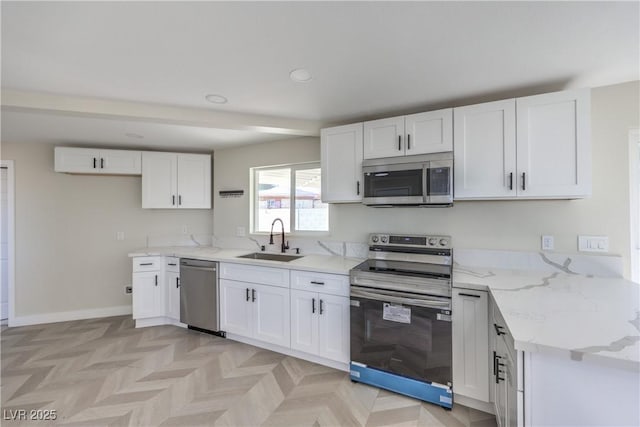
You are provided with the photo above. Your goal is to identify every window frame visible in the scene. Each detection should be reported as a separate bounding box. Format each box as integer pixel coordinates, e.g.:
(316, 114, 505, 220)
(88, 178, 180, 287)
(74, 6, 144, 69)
(250, 161, 329, 236)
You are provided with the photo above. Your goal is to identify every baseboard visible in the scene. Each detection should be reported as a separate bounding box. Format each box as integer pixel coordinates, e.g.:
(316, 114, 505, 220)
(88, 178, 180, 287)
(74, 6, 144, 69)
(225, 332, 349, 372)
(10, 305, 132, 327)
(454, 393, 495, 414)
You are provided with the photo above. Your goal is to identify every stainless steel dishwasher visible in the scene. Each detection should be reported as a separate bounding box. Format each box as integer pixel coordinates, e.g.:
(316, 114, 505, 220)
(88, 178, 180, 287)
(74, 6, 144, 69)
(180, 258, 222, 335)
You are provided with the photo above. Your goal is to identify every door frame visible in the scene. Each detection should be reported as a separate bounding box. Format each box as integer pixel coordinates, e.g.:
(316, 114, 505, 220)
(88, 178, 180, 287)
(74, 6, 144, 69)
(629, 129, 640, 283)
(1, 160, 15, 324)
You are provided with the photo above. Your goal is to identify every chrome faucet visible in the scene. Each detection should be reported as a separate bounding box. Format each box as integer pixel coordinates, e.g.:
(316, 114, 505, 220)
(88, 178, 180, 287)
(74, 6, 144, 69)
(269, 218, 289, 253)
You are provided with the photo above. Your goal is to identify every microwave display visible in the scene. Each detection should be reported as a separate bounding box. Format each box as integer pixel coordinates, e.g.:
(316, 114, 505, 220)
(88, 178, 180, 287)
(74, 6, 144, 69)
(364, 169, 423, 198)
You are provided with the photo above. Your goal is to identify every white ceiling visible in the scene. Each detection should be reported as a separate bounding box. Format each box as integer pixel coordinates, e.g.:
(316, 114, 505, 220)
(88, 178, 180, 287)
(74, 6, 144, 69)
(1, 1, 638, 149)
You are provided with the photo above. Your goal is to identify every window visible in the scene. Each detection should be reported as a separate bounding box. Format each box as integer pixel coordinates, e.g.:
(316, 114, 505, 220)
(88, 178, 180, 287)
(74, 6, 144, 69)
(252, 162, 328, 233)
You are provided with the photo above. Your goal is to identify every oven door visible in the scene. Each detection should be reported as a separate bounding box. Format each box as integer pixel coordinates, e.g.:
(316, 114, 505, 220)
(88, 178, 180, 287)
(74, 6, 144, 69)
(350, 286, 452, 386)
(427, 159, 453, 205)
(362, 162, 426, 205)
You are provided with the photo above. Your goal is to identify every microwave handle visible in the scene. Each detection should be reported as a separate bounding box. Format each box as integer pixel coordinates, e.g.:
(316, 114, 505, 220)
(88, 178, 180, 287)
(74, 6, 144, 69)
(423, 164, 429, 203)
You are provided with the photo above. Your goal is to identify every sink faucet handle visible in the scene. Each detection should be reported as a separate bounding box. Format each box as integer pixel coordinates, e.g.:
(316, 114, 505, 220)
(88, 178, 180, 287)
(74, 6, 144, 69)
(261, 245, 266, 252)
(284, 240, 290, 250)
(294, 247, 300, 255)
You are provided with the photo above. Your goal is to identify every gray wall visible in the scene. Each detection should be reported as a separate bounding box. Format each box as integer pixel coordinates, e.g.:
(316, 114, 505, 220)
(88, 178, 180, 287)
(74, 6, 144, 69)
(1, 142, 213, 317)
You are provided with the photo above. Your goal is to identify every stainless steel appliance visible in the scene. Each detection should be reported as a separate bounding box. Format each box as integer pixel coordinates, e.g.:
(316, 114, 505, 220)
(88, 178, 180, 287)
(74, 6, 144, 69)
(362, 152, 453, 207)
(349, 233, 453, 408)
(180, 258, 222, 335)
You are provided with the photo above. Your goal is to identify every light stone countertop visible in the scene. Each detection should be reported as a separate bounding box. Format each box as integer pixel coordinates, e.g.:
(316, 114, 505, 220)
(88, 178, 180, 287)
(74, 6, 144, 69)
(454, 264, 640, 371)
(128, 246, 365, 275)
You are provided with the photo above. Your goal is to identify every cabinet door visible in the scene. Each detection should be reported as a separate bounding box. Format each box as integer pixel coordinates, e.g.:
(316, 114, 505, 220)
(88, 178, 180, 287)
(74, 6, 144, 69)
(494, 337, 510, 427)
(516, 88, 591, 198)
(177, 154, 211, 209)
(318, 294, 350, 363)
(363, 116, 405, 159)
(253, 283, 290, 348)
(142, 152, 177, 208)
(320, 123, 364, 203)
(452, 289, 490, 402)
(290, 289, 318, 354)
(132, 271, 162, 319)
(454, 100, 517, 199)
(54, 147, 101, 173)
(219, 279, 252, 337)
(165, 271, 180, 321)
(405, 109, 453, 155)
(100, 149, 142, 174)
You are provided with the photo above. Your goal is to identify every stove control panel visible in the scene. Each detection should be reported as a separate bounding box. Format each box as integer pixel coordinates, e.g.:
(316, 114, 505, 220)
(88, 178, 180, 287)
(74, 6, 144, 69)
(369, 233, 451, 249)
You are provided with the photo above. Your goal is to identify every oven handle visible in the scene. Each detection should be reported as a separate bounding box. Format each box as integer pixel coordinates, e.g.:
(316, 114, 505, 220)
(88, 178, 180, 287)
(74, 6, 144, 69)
(351, 286, 451, 310)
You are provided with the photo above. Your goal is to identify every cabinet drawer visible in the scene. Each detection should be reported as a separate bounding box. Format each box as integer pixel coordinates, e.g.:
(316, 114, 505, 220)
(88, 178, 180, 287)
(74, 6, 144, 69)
(165, 257, 180, 273)
(290, 270, 349, 296)
(133, 256, 162, 272)
(220, 263, 289, 288)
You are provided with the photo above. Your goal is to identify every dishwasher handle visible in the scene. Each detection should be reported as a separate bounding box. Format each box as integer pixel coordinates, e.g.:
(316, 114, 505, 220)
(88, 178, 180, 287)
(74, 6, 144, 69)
(181, 265, 217, 272)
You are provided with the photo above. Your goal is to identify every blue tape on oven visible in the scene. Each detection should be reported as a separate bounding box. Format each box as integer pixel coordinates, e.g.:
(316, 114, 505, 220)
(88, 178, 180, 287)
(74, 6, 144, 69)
(349, 362, 453, 409)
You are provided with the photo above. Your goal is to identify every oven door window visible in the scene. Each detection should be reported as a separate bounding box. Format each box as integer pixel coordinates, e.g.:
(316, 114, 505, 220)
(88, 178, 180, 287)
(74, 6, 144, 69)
(350, 295, 452, 385)
(364, 169, 423, 198)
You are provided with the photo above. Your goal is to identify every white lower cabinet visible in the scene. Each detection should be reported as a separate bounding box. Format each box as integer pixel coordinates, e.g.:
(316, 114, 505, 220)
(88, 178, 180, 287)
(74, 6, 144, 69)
(452, 288, 490, 402)
(132, 270, 164, 320)
(290, 290, 350, 363)
(219, 278, 290, 347)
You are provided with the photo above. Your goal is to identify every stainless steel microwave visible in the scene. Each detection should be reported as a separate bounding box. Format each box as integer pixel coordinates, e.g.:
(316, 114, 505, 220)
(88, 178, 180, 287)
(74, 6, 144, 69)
(362, 152, 453, 207)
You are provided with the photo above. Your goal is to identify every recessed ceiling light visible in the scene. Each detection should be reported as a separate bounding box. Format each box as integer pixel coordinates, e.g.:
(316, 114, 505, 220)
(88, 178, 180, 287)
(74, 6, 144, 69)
(289, 68, 313, 83)
(205, 94, 228, 104)
(125, 133, 144, 139)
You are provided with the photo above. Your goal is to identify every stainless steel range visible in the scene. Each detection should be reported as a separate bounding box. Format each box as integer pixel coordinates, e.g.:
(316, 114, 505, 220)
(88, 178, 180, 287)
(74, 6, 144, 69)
(349, 233, 453, 408)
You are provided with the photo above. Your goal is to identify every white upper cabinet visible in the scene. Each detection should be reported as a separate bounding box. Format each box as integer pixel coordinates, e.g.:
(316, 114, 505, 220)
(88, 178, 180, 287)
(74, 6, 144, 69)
(142, 152, 211, 209)
(55, 147, 141, 174)
(454, 99, 517, 199)
(320, 123, 364, 203)
(363, 116, 405, 159)
(177, 154, 212, 208)
(405, 109, 453, 155)
(454, 88, 591, 200)
(516, 88, 591, 199)
(363, 109, 453, 160)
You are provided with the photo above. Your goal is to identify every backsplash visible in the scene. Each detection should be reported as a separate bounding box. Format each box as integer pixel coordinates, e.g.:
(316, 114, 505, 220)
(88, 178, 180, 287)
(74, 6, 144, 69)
(454, 248, 623, 278)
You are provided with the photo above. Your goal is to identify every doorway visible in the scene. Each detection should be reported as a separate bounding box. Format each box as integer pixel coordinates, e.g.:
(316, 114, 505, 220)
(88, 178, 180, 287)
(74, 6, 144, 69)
(0, 160, 15, 323)
(630, 129, 640, 283)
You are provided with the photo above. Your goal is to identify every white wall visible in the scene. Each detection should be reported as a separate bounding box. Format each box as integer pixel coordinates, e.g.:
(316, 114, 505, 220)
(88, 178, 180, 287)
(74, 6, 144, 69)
(0, 142, 213, 318)
(214, 81, 640, 278)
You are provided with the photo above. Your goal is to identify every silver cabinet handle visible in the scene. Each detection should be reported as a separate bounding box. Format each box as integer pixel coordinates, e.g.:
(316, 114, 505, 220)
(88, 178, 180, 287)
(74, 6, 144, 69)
(312, 298, 316, 314)
(522, 172, 526, 191)
(176, 277, 180, 288)
(252, 289, 256, 302)
(139, 262, 153, 266)
(407, 134, 411, 150)
(319, 299, 324, 315)
(398, 135, 402, 151)
(310, 281, 324, 285)
(246, 288, 250, 301)
(154, 275, 158, 286)
(509, 172, 513, 190)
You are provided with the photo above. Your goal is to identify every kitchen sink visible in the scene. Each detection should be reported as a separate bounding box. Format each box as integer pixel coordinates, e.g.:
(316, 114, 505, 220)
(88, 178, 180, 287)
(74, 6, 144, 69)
(237, 252, 303, 262)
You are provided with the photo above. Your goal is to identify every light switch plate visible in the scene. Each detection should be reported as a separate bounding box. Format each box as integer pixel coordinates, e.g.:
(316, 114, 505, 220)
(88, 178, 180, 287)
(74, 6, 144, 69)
(578, 235, 609, 252)
(116, 231, 125, 241)
(541, 235, 554, 251)
(236, 226, 246, 237)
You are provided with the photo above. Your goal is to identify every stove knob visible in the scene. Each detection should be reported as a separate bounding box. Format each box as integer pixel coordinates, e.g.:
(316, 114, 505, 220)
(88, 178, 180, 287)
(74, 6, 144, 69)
(439, 238, 448, 247)
(381, 236, 388, 243)
(428, 238, 437, 246)
(371, 235, 379, 243)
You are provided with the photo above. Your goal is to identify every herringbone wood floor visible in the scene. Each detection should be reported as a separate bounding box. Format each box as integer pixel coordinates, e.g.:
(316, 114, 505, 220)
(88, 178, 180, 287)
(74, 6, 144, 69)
(1, 316, 496, 427)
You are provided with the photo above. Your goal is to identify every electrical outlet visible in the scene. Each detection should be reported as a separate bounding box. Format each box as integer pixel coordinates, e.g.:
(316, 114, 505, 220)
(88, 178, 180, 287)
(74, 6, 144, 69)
(236, 226, 246, 237)
(116, 231, 125, 241)
(125, 285, 132, 294)
(181, 225, 188, 235)
(578, 235, 609, 252)
(541, 235, 554, 251)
